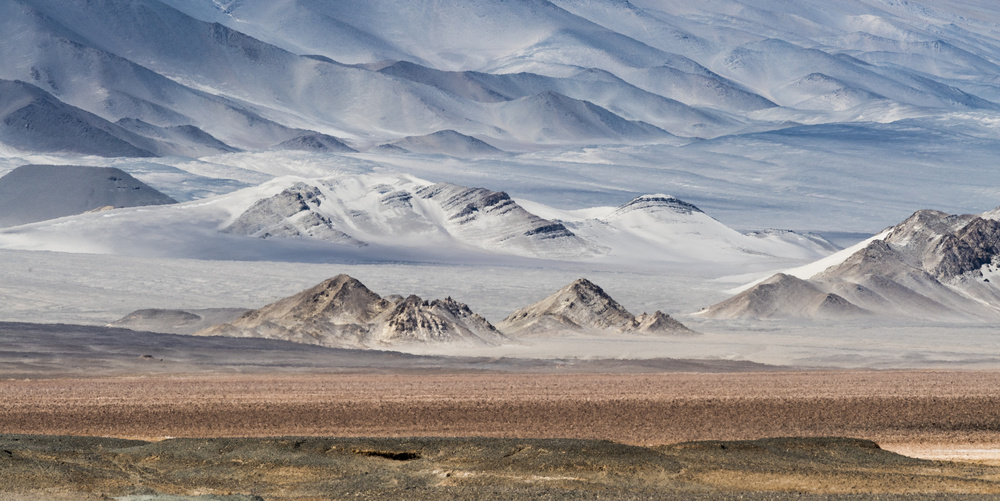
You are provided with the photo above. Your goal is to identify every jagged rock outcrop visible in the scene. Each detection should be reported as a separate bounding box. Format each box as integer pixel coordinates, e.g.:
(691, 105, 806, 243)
(198, 274, 505, 348)
(498, 278, 693, 336)
(701, 207, 1000, 321)
(388, 129, 504, 156)
(413, 182, 601, 256)
(372, 296, 506, 345)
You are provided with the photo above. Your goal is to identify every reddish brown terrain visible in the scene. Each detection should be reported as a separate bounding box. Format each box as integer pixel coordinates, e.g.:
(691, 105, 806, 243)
(4, 370, 1000, 451)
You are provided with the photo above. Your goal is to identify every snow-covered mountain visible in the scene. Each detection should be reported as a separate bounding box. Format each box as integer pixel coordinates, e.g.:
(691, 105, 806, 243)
(701, 206, 1000, 321)
(0, 171, 834, 264)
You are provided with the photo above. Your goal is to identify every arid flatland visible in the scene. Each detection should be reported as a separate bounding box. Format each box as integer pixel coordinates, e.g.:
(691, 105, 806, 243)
(5, 371, 1000, 498)
(3, 370, 1000, 450)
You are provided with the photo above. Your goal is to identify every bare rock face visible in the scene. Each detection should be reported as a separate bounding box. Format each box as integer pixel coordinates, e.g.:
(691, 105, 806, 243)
(414, 182, 599, 256)
(499, 278, 693, 336)
(702, 205, 1000, 321)
(198, 274, 505, 348)
(925, 216, 1000, 280)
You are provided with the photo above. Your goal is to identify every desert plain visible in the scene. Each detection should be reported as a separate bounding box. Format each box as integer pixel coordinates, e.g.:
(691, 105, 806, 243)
(6, 364, 1000, 499)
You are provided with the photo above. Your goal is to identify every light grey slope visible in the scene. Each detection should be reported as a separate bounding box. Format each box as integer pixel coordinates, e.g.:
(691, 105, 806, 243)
(0, 164, 177, 227)
(199, 274, 506, 348)
(388, 130, 503, 156)
(275, 133, 357, 153)
(493, 91, 674, 144)
(109, 307, 249, 335)
(0, 79, 156, 157)
(116, 118, 239, 157)
(499, 278, 692, 336)
(13, 0, 477, 140)
(715, 38, 997, 110)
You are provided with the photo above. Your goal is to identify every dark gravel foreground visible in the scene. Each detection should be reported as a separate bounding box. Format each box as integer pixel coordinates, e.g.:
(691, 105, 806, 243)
(3, 435, 1000, 500)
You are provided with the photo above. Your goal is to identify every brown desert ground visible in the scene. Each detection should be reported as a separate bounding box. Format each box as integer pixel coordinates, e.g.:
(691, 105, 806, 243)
(5, 370, 1000, 499)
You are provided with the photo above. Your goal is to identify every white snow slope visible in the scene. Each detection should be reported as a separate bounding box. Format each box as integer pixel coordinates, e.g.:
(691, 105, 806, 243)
(0, 172, 832, 265)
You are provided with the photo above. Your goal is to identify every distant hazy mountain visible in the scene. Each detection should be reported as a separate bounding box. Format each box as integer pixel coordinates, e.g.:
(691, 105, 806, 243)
(6, 0, 1000, 156)
(701, 207, 1000, 321)
(0, 164, 177, 227)
(387, 130, 503, 156)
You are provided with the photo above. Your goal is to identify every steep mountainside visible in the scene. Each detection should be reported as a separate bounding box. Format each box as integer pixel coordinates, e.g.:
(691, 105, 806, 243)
(701, 207, 1000, 320)
(0, 79, 156, 157)
(199, 274, 506, 348)
(499, 278, 692, 336)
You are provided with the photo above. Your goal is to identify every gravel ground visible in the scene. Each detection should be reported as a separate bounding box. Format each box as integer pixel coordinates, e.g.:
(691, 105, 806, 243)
(3, 371, 1000, 449)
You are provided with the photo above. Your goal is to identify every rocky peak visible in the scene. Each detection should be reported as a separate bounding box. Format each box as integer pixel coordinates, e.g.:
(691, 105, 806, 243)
(499, 278, 692, 335)
(245, 273, 389, 326)
(884, 209, 972, 248)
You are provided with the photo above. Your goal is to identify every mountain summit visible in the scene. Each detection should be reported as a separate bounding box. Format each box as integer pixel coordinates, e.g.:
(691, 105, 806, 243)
(199, 274, 506, 348)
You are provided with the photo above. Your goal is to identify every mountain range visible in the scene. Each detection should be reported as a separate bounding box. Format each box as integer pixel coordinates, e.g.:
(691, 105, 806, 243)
(195, 274, 692, 349)
(0, 171, 835, 263)
(6, 0, 1000, 158)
